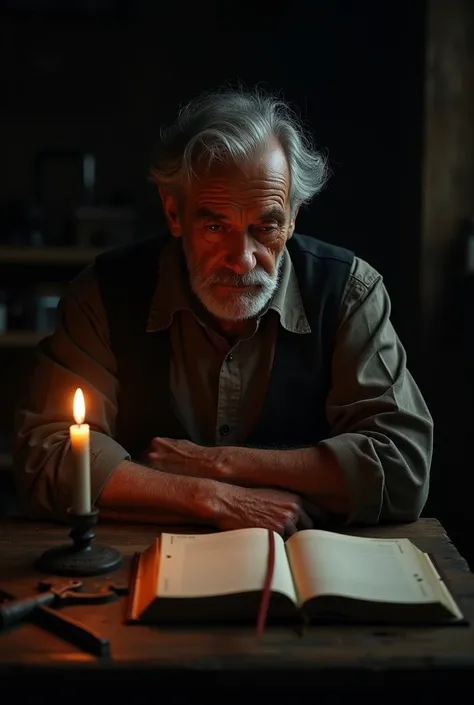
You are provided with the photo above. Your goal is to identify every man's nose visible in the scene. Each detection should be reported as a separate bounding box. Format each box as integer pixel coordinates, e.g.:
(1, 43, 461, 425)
(224, 233, 257, 274)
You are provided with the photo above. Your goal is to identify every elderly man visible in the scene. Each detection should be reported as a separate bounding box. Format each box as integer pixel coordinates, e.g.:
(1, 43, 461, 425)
(13, 89, 432, 534)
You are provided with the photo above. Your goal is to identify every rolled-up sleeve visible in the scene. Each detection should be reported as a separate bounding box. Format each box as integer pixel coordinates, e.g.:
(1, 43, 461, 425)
(13, 266, 130, 520)
(319, 258, 433, 525)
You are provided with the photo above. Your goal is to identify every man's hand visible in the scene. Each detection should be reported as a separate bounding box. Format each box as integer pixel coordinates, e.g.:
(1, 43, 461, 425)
(209, 484, 312, 536)
(147, 437, 222, 478)
(147, 436, 351, 519)
(146, 438, 313, 535)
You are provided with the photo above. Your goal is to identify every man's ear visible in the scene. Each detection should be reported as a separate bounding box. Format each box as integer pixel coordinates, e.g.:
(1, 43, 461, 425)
(159, 187, 182, 238)
(287, 204, 300, 239)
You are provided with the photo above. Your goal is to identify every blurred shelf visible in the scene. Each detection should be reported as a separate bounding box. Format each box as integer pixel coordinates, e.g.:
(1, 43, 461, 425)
(0, 331, 45, 348)
(0, 246, 104, 265)
(0, 452, 12, 471)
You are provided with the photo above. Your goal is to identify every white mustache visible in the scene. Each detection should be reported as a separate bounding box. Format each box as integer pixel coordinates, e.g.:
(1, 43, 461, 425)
(203, 270, 274, 287)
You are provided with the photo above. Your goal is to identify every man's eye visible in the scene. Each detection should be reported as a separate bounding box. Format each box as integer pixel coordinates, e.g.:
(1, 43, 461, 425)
(206, 224, 223, 233)
(255, 225, 279, 237)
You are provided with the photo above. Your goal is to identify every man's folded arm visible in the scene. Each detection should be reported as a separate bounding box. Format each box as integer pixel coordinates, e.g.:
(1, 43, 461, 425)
(13, 266, 131, 519)
(319, 262, 433, 525)
(12, 266, 212, 524)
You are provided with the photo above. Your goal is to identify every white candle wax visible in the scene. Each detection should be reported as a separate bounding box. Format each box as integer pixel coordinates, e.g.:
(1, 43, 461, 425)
(70, 423, 91, 515)
(70, 388, 91, 515)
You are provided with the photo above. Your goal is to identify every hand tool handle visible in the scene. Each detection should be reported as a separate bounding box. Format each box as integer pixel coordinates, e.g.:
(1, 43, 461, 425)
(0, 591, 56, 629)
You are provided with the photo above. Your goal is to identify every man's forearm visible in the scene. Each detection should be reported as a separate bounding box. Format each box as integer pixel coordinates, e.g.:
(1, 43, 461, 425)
(97, 460, 219, 525)
(216, 445, 351, 515)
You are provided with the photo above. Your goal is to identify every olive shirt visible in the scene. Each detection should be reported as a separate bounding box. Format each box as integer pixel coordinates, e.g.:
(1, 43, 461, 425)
(13, 237, 433, 523)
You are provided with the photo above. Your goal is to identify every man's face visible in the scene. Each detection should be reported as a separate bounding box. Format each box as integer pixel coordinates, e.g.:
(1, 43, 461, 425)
(161, 140, 297, 321)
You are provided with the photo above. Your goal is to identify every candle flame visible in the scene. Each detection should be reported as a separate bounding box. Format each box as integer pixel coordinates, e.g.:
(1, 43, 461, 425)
(73, 388, 86, 425)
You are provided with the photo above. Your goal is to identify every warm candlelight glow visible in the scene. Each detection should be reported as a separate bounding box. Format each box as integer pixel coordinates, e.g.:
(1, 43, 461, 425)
(73, 388, 86, 426)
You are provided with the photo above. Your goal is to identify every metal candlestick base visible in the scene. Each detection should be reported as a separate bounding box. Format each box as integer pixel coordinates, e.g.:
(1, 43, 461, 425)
(37, 507, 122, 577)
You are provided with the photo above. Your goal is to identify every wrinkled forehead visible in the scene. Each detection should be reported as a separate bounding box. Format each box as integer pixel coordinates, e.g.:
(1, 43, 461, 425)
(183, 142, 291, 209)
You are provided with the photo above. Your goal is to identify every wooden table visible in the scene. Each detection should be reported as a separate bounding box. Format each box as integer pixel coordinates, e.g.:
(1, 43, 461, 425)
(1, 517, 473, 702)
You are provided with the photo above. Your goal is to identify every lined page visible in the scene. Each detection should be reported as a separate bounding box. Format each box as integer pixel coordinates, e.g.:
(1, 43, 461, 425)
(286, 530, 438, 605)
(157, 528, 297, 603)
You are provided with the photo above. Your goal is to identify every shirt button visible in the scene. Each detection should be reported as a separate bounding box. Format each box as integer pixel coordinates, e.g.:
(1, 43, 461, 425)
(220, 424, 230, 436)
(227, 354, 233, 362)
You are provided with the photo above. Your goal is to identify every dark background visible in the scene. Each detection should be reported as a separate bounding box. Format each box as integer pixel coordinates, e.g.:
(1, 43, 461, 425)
(1, 1, 472, 564)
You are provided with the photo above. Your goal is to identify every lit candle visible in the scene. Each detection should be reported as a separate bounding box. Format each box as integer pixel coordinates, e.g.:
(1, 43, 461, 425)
(70, 388, 91, 515)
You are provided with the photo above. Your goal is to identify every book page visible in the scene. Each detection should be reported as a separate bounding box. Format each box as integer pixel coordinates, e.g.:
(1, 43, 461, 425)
(157, 528, 297, 603)
(286, 530, 439, 605)
(410, 546, 464, 620)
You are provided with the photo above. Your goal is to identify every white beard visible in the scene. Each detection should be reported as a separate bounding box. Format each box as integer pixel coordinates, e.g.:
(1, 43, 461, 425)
(183, 247, 284, 321)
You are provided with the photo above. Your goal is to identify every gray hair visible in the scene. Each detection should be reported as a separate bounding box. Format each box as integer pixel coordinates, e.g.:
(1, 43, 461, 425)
(150, 88, 328, 213)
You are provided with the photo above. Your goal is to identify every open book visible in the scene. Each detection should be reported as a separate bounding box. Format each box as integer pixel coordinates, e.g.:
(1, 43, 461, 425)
(129, 528, 465, 625)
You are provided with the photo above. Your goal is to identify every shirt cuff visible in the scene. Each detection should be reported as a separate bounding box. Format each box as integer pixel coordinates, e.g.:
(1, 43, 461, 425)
(89, 430, 131, 506)
(318, 433, 384, 525)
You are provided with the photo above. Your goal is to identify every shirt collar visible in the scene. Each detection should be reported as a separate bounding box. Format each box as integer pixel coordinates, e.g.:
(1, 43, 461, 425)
(268, 247, 311, 334)
(146, 237, 311, 335)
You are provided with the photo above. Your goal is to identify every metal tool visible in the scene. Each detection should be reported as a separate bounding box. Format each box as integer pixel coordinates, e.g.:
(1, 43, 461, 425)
(0, 579, 128, 658)
(0, 579, 127, 629)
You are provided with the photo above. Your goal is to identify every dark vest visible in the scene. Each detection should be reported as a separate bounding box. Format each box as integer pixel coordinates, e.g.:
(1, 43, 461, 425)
(94, 233, 353, 458)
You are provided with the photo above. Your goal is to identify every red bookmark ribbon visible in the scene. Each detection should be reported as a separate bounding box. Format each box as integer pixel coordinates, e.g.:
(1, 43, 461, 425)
(256, 529, 275, 636)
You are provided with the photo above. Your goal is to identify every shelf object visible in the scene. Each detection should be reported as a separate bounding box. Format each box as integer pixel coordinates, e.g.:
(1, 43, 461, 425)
(0, 331, 45, 348)
(0, 246, 103, 265)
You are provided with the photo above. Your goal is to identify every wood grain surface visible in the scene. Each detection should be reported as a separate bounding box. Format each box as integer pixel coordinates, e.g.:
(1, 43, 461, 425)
(0, 517, 473, 698)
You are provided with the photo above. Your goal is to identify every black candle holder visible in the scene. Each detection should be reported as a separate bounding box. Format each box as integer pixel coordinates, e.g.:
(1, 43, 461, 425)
(37, 507, 122, 577)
